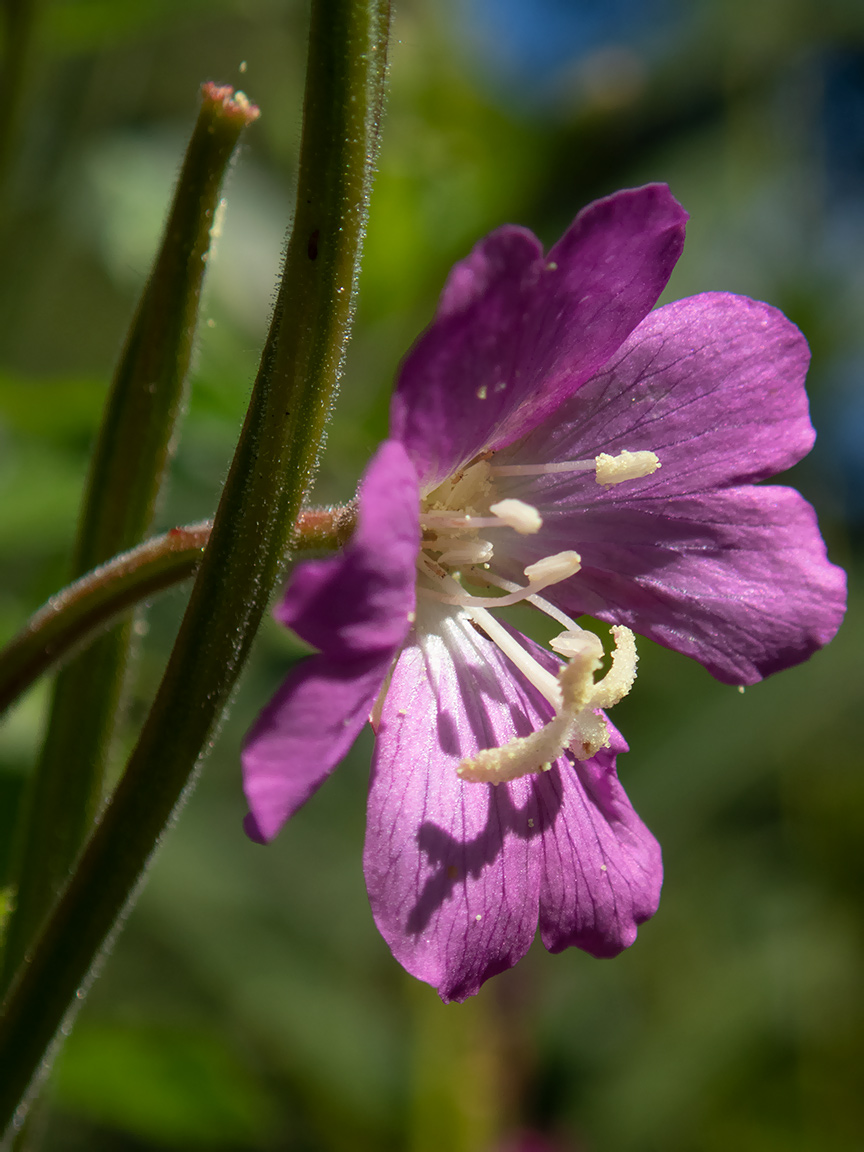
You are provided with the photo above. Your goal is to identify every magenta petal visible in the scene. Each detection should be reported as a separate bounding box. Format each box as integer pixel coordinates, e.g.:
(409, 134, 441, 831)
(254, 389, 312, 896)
(502, 293, 817, 491)
(364, 607, 657, 1001)
(243, 654, 398, 843)
(365, 614, 543, 1002)
(274, 441, 420, 657)
(538, 726, 662, 957)
(502, 486, 845, 685)
(242, 441, 420, 842)
(487, 292, 846, 683)
(391, 185, 687, 489)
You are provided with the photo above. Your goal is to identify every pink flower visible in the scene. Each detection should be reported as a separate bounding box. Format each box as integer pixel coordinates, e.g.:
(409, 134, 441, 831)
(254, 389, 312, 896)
(243, 185, 846, 1001)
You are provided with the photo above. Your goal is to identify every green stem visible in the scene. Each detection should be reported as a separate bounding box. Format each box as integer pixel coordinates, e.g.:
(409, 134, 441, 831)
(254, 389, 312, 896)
(0, 0, 390, 1132)
(0, 85, 259, 994)
(0, 525, 210, 718)
(0, 506, 352, 720)
(72, 85, 258, 569)
(407, 979, 506, 1152)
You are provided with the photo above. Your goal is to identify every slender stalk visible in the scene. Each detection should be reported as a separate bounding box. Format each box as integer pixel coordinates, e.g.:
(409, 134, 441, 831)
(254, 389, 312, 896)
(407, 980, 506, 1152)
(0, 0, 391, 1132)
(0, 85, 259, 993)
(71, 85, 258, 569)
(0, 526, 210, 718)
(0, 507, 352, 719)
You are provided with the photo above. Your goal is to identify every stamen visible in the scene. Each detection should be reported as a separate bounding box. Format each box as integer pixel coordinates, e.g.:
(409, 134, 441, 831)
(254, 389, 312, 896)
(479, 571, 588, 636)
(489, 498, 542, 534)
(369, 662, 396, 732)
(419, 511, 528, 532)
(417, 553, 449, 587)
(490, 450, 662, 486)
(457, 636, 603, 783)
(466, 606, 561, 706)
(523, 551, 581, 584)
(456, 623, 640, 779)
(419, 510, 480, 528)
(490, 460, 595, 477)
(419, 551, 581, 610)
(594, 450, 660, 486)
(435, 459, 492, 510)
(437, 540, 494, 565)
(417, 449, 643, 783)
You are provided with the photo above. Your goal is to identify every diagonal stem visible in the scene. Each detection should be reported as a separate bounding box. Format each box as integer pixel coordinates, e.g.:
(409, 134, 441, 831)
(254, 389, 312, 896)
(0, 84, 260, 996)
(0, 0, 391, 1133)
(0, 506, 352, 719)
(0, 525, 210, 718)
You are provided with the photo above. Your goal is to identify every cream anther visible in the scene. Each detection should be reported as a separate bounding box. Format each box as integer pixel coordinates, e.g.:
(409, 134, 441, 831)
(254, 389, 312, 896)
(430, 459, 492, 510)
(415, 447, 644, 784)
(421, 549, 582, 610)
(437, 540, 494, 566)
(489, 498, 542, 534)
(594, 449, 660, 486)
(523, 551, 581, 584)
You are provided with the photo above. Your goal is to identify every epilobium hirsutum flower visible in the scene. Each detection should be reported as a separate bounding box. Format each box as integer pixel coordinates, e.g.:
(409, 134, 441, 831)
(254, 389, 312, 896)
(243, 185, 846, 1002)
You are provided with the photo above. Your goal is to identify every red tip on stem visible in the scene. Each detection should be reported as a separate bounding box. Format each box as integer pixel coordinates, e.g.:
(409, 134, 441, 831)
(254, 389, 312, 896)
(200, 81, 261, 126)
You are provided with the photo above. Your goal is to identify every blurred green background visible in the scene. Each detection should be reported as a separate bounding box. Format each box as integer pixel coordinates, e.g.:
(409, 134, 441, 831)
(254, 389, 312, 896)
(1, 0, 863, 1148)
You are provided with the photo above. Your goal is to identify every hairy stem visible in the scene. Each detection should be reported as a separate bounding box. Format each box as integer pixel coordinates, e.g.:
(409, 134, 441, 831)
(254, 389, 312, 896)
(0, 0, 391, 1132)
(0, 85, 259, 993)
(0, 506, 352, 719)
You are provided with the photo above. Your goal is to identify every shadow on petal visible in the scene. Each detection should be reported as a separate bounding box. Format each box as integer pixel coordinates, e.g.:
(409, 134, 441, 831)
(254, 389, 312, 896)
(406, 765, 566, 934)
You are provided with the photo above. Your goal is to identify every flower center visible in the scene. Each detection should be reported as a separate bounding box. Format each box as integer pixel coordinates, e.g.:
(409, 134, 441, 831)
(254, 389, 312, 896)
(411, 448, 657, 784)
